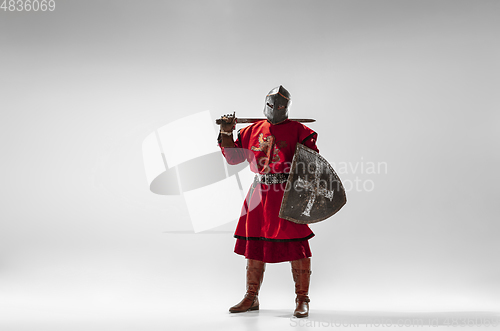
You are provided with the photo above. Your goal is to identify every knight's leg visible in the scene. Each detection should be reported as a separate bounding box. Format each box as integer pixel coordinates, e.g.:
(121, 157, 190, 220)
(290, 257, 311, 318)
(229, 259, 266, 313)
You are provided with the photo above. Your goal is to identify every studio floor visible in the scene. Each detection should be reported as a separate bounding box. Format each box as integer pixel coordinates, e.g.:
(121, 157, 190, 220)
(1, 231, 499, 331)
(2, 304, 500, 331)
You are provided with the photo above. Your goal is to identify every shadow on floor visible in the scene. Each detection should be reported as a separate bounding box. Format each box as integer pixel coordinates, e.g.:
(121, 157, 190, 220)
(230, 309, 500, 327)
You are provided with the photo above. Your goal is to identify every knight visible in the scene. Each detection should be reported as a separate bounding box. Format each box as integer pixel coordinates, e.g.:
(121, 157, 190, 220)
(218, 85, 318, 318)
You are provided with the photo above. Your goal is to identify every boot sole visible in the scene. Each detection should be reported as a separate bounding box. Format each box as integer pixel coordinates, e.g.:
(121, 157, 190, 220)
(229, 305, 259, 313)
(293, 313, 308, 318)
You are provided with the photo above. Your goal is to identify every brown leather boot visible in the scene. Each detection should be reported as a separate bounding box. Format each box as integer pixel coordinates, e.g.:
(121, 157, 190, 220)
(291, 257, 311, 318)
(229, 259, 266, 313)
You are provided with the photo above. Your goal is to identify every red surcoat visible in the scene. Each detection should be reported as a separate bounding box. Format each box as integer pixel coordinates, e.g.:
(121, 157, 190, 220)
(220, 119, 319, 263)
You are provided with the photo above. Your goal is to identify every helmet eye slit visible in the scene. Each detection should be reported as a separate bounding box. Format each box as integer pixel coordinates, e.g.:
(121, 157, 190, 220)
(267, 103, 274, 108)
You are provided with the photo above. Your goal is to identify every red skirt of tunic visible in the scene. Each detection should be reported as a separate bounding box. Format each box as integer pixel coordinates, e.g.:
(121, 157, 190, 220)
(234, 180, 314, 263)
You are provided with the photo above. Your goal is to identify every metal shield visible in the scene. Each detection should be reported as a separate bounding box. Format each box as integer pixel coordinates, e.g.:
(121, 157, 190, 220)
(279, 143, 347, 224)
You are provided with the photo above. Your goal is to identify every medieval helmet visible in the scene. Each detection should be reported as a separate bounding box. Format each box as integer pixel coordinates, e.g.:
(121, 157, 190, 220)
(263, 85, 291, 124)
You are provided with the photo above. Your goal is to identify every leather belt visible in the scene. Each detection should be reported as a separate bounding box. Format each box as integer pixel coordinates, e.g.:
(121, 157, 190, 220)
(254, 173, 289, 185)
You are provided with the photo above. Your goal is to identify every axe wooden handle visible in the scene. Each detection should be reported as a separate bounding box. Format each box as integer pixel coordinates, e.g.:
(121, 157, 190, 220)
(215, 118, 315, 125)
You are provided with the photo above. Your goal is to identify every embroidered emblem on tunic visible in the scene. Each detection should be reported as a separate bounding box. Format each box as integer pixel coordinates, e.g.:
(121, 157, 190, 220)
(252, 133, 276, 173)
(252, 135, 288, 165)
(272, 140, 287, 163)
(251, 133, 274, 154)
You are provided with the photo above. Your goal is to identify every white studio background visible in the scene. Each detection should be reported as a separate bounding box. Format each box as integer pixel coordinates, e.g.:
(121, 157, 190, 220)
(1, 1, 499, 330)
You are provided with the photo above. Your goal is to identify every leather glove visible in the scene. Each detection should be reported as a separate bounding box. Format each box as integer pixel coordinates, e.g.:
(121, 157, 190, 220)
(219, 112, 237, 133)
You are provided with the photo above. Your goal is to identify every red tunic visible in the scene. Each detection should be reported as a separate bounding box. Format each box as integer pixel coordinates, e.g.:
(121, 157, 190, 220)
(220, 119, 319, 263)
